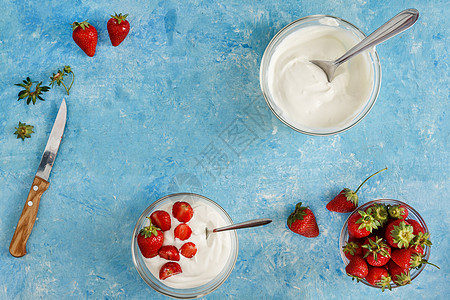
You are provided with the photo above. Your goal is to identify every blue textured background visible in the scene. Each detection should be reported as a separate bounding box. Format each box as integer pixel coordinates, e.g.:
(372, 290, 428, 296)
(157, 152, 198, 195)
(0, 0, 448, 299)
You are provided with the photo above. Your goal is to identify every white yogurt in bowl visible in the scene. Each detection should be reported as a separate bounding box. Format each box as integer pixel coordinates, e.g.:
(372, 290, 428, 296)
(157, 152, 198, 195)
(131, 193, 238, 299)
(260, 15, 381, 135)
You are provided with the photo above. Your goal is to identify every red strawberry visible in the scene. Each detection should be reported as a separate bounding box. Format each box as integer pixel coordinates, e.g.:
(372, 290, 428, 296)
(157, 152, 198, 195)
(150, 210, 171, 231)
(387, 260, 411, 286)
(365, 266, 391, 291)
(345, 256, 368, 281)
(362, 236, 391, 267)
(174, 224, 192, 240)
(408, 244, 424, 256)
(385, 219, 414, 248)
(390, 248, 412, 269)
(347, 210, 381, 239)
(180, 242, 197, 258)
(159, 262, 182, 280)
(343, 240, 363, 260)
(107, 12, 130, 46)
(137, 217, 164, 258)
(326, 168, 387, 213)
(388, 204, 408, 219)
(158, 245, 180, 261)
(411, 231, 432, 249)
(366, 203, 389, 226)
(172, 201, 194, 222)
(72, 21, 98, 57)
(406, 219, 425, 235)
(287, 202, 319, 238)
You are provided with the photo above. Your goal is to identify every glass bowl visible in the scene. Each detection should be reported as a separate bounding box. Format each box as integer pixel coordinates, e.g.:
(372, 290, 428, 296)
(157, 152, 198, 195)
(260, 15, 382, 136)
(131, 193, 239, 299)
(339, 199, 430, 289)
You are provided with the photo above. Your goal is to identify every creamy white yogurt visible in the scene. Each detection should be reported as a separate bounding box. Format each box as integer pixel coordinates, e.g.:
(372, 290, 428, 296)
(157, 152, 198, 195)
(143, 200, 232, 289)
(267, 21, 374, 131)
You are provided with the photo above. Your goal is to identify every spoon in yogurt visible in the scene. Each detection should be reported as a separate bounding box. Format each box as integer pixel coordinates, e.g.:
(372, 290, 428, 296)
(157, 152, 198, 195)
(205, 218, 272, 240)
(311, 8, 419, 82)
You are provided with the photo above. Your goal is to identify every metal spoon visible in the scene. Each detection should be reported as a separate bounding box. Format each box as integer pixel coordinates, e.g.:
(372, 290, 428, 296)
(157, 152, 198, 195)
(311, 8, 419, 82)
(205, 218, 272, 239)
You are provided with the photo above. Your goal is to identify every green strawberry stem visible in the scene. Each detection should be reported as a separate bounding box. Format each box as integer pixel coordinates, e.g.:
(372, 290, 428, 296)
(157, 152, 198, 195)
(354, 167, 388, 193)
(422, 259, 440, 269)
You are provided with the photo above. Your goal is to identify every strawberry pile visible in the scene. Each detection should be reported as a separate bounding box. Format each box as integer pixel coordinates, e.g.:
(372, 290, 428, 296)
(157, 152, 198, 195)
(344, 203, 439, 290)
(137, 201, 197, 280)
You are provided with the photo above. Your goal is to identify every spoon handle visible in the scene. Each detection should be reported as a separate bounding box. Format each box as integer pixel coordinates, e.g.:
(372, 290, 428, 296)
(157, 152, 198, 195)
(335, 9, 419, 66)
(213, 218, 272, 233)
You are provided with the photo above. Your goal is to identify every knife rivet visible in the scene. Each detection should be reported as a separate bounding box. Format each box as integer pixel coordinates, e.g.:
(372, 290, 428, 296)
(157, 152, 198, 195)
(28, 201, 33, 207)
(33, 185, 38, 191)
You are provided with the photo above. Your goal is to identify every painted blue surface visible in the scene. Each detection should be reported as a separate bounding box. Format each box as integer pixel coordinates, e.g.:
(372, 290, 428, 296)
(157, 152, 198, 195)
(0, 0, 448, 299)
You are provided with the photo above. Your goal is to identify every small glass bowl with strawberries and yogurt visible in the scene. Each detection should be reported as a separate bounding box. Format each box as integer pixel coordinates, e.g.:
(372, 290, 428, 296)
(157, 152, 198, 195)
(131, 193, 239, 298)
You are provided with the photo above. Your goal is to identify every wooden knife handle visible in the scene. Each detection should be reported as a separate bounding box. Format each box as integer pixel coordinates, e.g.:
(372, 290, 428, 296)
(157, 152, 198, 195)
(9, 176, 49, 257)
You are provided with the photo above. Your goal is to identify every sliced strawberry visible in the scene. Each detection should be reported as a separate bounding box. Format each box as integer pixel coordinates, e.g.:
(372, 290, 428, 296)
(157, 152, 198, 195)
(385, 219, 414, 248)
(172, 201, 194, 222)
(388, 204, 408, 219)
(158, 245, 180, 261)
(365, 266, 391, 291)
(345, 256, 368, 280)
(159, 262, 182, 280)
(174, 224, 192, 240)
(180, 242, 197, 258)
(150, 210, 171, 231)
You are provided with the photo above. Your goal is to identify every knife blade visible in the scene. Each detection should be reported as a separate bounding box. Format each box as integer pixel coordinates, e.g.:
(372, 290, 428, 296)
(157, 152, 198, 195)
(9, 99, 67, 257)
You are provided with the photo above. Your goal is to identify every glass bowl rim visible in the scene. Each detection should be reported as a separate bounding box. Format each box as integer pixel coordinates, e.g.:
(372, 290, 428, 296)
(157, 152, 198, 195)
(259, 14, 382, 136)
(131, 192, 239, 299)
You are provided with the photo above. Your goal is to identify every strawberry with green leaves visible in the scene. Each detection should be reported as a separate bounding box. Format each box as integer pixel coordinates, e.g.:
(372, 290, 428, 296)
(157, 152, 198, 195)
(137, 217, 164, 258)
(343, 240, 363, 260)
(385, 219, 414, 248)
(326, 168, 387, 213)
(366, 203, 389, 226)
(362, 236, 391, 267)
(72, 21, 98, 57)
(365, 266, 391, 291)
(347, 210, 381, 238)
(387, 260, 411, 286)
(107, 13, 130, 46)
(388, 204, 408, 220)
(345, 256, 368, 281)
(287, 202, 319, 238)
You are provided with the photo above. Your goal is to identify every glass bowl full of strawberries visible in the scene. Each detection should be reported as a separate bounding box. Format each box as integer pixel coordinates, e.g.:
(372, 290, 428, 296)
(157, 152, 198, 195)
(339, 199, 438, 290)
(131, 193, 239, 299)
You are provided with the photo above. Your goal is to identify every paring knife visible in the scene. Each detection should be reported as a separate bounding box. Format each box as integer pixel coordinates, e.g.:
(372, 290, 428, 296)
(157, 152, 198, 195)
(9, 99, 67, 257)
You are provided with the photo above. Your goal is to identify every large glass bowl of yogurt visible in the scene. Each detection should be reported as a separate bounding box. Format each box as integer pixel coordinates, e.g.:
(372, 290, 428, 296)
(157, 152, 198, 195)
(131, 193, 239, 299)
(260, 15, 381, 135)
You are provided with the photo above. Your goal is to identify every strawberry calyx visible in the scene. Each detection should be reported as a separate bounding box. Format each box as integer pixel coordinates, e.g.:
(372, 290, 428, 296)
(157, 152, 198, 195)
(139, 217, 161, 238)
(355, 210, 381, 233)
(388, 205, 408, 219)
(390, 221, 415, 248)
(410, 254, 440, 270)
(15, 77, 50, 105)
(111, 12, 129, 24)
(367, 204, 388, 225)
(72, 20, 91, 31)
(412, 231, 432, 248)
(14, 122, 34, 140)
(392, 272, 411, 286)
(50, 65, 75, 95)
(376, 275, 392, 292)
(287, 202, 308, 227)
(362, 237, 390, 262)
(342, 188, 358, 206)
(343, 241, 360, 256)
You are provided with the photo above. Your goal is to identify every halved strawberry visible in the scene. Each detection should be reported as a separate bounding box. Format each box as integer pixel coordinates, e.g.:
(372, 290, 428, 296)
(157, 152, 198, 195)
(158, 245, 180, 261)
(159, 262, 182, 280)
(174, 224, 192, 240)
(362, 236, 391, 267)
(388, 204, 408, 219)
(345, 256, 368, 281)
(387, 259, 411, 286)
(180, 242, 197, 258)
(172, 201, 194, 222)
(347, 210, 381, 239)
(365, 266, 391, 291)
(385, 219, 414, 248)
(150, 210, 171, 231)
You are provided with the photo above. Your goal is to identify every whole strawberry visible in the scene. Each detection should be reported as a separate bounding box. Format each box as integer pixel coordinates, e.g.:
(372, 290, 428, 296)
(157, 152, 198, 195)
(343, 240, 363, 260)
(345, 256, 368, 281)
(287, 202, 319, 238)
(72, 21, 98, 57)
(137, 217, 164, 258)
(326, 168, 387, 213)
(107, 13, 130, 46)
(347, 210, 381, 239)
(365, 266, 391, 291)
(362, 236, 391, 267)
(388, 204, 408, 219)
(387, 259, 411, 286)
(385, 219, 414, 248)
